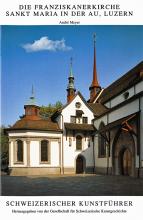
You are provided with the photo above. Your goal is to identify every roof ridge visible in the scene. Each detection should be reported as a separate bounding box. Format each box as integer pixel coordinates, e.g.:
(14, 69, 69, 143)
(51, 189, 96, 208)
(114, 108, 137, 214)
(104, 61, 143, 91)
(99, 61, 143, 103)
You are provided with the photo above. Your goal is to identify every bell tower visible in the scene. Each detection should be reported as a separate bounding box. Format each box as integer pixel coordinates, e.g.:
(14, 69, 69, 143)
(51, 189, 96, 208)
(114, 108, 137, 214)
(67, 58, 76, 103)
(89, 33, 101, 102)
(24, 85, 40, 120)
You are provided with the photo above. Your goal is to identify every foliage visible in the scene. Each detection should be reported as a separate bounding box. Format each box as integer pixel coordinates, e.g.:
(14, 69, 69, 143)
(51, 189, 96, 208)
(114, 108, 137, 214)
(0, 126, 9, 169)
(39, 101, 63, 119)
(0, 126, 9, 153)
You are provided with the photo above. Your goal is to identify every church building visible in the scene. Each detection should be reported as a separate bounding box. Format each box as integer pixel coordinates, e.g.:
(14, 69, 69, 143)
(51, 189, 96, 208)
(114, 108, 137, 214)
(92, 61, 143, 177)
(6, 36, 143, 177)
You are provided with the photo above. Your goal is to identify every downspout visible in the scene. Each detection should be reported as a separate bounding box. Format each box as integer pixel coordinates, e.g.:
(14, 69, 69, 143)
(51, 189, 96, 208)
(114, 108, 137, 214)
(92, 134, 96, 174)
(92, 119, 96, 174)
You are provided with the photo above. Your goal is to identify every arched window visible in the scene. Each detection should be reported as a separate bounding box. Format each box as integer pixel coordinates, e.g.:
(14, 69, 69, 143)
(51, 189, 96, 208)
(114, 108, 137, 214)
(17, 140, 23, 162)
(76, 135, 82, 150)
(41, 140, 49, 162)
(98, 122, 106, 157)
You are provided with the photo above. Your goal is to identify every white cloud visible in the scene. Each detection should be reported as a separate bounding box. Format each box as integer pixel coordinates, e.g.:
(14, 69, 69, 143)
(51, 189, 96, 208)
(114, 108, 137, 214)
(22, 36, 72, 52)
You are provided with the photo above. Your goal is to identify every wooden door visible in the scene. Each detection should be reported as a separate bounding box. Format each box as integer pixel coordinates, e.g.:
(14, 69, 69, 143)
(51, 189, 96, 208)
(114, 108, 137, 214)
(123, 149, 131, 176)
(76, 156, 83, 174)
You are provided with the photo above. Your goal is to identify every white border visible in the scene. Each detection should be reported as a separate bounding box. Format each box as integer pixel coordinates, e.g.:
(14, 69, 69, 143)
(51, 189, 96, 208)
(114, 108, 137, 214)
(0, 0, 143, 25)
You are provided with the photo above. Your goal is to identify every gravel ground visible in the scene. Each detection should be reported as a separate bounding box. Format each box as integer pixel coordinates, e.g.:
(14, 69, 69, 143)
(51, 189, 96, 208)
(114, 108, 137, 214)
(1, 174, 143, 196)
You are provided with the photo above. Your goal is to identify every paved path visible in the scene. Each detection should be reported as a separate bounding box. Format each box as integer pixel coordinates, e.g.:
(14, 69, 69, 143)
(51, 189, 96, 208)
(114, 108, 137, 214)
(1, 174, 143, 196)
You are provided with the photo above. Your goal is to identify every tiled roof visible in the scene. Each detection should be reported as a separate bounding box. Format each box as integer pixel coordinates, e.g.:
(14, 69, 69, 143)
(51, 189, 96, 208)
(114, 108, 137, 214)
(6, 118, 62, 132)
(96, 112, 139, 132)
(64, 123, 95, 131)
(98, 61, 143, 104)
(88, 103, 108, 116)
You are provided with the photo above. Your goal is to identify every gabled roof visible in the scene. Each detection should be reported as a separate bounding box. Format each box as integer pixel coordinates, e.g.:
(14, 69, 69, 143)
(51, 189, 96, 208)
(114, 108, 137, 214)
(51, 91, 96, 119)
(6, 118, 62, 132)
(98, 61, 143, 104)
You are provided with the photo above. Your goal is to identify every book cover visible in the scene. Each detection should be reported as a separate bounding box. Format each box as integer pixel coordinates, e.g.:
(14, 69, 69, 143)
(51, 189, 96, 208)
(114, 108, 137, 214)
(0, 0, 143, 219)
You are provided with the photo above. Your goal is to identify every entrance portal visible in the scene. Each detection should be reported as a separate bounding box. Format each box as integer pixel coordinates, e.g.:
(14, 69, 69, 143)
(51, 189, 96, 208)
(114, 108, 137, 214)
(112, 129, 135, 176)
(76, 155, 85, 174)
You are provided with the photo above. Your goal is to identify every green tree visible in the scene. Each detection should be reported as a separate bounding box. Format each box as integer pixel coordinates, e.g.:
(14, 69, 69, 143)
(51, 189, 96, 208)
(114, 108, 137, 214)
(39, 101, 63, 119)
(0, 126, 9, 168)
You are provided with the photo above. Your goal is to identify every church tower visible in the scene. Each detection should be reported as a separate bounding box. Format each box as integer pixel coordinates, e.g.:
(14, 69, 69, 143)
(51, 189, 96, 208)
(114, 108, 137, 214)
(24, 86, 40, 120)
(67, 58, 76, 103)
(89, 34, 101, 102)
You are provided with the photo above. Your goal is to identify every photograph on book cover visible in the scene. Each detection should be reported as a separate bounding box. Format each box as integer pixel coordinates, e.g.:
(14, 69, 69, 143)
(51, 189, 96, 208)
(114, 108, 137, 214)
(1, 25, 143, 196)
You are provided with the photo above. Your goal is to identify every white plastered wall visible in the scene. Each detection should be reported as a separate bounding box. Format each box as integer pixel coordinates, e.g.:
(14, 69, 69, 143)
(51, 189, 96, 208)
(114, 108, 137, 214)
(104, 81, 143, 109)
(93, 98, 141, 168)
(109, 99, 140, 123)
(9, 131, 61, 168)
(135, 81, 143, 94)
(63, 134, 94, 167)
(61, 94, 95, 168)
(62, 95, 94, 124)
(110, 87, 135, 108)
(30, 140, 60, 167)
(9, 131, 61, 138)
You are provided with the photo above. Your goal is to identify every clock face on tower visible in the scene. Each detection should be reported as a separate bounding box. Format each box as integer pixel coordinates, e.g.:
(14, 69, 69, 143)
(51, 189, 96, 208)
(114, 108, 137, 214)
(75, 102, 81, 109)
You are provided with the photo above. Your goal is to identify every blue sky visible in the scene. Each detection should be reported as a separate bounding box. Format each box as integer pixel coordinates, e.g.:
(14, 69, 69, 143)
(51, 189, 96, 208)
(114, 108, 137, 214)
(1, 25, 143, 126)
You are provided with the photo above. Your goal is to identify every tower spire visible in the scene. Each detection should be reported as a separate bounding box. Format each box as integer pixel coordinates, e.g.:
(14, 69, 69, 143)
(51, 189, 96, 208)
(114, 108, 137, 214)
(27, 85, 37, 105)
(24, 85, 40, 120)
(89, 33, 101, 102)
(92, 33, 100, 87)
(67, 57, 76, 103)
(31, 84, 34, 98)
(69, 57, 73, 77)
